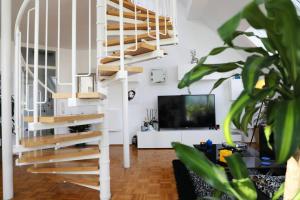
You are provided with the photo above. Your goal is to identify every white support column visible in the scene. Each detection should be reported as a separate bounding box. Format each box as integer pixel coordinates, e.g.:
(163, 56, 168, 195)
(118, 0, 130, 168)
(99, 87, 111, 200)
(121, 73, 130, 168)
(1, 0, 14, 199)
(72, 0, 78, 98)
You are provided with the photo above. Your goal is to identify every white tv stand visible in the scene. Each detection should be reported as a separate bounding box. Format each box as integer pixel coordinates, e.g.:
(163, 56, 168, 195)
(137, 129, 242, 149)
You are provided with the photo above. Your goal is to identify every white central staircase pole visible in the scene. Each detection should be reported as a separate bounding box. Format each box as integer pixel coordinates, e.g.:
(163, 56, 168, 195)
(1, 0, 14, 199)
(33, 0, 40, 123)
(119, 0, 130, 169)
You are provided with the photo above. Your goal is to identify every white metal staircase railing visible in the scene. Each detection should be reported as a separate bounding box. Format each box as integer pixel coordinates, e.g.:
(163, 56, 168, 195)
(12, 0, 178, 199)
(97, 0, 178, 170)
(14, 0, 111, 199)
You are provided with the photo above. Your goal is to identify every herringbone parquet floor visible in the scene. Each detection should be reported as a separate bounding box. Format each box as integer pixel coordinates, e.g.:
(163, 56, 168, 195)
(0, 146, 178, 200)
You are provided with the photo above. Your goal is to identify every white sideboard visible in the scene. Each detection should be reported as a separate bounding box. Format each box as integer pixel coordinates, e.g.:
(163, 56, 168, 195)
(137, 129, 242, 149)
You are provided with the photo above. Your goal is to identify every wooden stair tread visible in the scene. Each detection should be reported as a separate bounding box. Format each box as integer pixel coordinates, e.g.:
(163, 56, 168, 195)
(28, 165, 99, 173)
(110, 0, 155, 15)
(107, 21, 173, 31)
(100, 42, 156, 64)
(107, 9, 169, 23)
(105, 31, 171, 47)
(18, 147, 100, 164)
(21, 131, 102, 148)
(53, 92, 106, 100)
(24, 113, 104, 123)
(99, 65, 143, 76)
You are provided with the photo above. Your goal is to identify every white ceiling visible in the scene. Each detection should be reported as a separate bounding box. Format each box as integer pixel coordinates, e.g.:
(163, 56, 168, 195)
(5, 0, 97, 49)
(183, 0, 250, 31)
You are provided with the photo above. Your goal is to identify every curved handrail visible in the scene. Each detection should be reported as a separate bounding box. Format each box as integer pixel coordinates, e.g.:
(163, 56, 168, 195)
(14, 0, 33, 33)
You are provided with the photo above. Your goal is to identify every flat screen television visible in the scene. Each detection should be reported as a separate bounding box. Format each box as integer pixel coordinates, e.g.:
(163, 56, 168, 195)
(158, 95, 216, 129)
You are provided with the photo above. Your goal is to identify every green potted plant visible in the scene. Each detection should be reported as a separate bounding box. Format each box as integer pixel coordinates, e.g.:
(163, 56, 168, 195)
(172, 0, 300, 199)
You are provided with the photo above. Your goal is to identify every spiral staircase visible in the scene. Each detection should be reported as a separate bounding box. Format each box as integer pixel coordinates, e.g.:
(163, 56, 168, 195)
(13, 0, 178, 199)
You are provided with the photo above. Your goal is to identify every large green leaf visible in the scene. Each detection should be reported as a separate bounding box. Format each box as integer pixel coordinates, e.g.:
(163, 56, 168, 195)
(265, 69, 281, 89)
(265, 0, 300, 85)
(218, 13, 242, 45)
(210, 74, 239, 94)
(225, 154, 258, 200)
(231, 178, 257, 200)
(178, 65, 216, 89)
(241, 106, 259, 133)
(223, 91, 252, 145)
(242, 55, 275, 95)
(225, 153, 250, 179)
(224, 89, 271, 145)
(272, 183, 284, 200)
(218, 1, 267, 45)
(271, 99, 300, 163)
(171, 142, 234, 194)
(178, 62, 241, 89)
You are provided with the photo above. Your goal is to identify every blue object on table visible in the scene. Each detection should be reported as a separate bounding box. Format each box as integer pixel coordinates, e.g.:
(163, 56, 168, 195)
(206, 140, 213, 153)
(261, 156, 271, 161)
(261, 161, 272, 166)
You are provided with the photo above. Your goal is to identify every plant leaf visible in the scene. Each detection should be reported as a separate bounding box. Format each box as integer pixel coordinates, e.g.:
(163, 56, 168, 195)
(242, 55, 275, 95)
(172, 142, 233, 194)
(210, 74, 239, 94)
(218, 1, 266, 45)
(224, 89, 271, 145)
(265, 69, 281, 89)
(231, 178, 257, 200)
(225, 153, 250, 179)
(224, 91, 252, 146)
(178, 65, 216, 89)
(218, 13, 242, 45)
(264, 125, 273, 150)
(271, 98, 300, 163)
(272, 183, 284, 200)
(178, 62, 241, 89)
(265, 0, 300, 85)
(241, 106, 259, 133)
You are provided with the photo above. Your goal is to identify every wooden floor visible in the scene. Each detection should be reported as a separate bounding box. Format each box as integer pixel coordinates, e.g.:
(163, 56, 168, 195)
(0, 146, 178, 200)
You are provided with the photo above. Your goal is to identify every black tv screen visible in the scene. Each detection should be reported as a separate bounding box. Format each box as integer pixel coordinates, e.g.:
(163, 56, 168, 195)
(158, 95, 216, 129)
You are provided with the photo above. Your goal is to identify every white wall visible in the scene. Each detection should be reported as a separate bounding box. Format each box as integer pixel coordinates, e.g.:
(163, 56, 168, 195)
(55, 48, 98, 134)
(107, 1, 245, 144)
